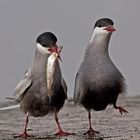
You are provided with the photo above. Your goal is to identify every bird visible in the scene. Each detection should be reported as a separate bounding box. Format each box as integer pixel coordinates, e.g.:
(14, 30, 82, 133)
(73, 18, 128, 136)
(12, 32, 73, 138)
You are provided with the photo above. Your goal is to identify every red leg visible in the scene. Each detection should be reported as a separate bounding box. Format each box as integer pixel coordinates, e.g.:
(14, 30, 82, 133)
(84, 110, 99, 136)
(114, 105, 128, 115)
(14, 113, 32, 138)
(54, 112, 75, 136)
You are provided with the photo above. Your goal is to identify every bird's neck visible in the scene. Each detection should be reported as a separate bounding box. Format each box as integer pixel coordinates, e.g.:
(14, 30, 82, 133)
(87, 31, 112, 55)
(31, 48, 48, 78)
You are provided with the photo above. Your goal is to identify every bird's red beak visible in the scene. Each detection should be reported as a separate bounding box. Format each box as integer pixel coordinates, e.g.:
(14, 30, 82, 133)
(104, 25, 116, 32)
(48, 45, 62, 61)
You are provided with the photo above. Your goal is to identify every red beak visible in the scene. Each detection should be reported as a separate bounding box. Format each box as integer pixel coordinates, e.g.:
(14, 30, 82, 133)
(55, 45, 62, 61)
(48, 45, 62, 61)
(104, 25, 116, 32)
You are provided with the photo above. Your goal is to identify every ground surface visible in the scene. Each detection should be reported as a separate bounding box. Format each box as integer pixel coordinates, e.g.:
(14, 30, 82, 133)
(0, 96, 140, 140)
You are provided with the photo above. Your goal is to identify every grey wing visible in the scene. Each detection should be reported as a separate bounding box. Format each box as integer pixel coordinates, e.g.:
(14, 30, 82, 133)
(73, 71, 86, 104)
(73, 72, 80, 104)
(61, 78, 67, 99)
(14, 68, 32, 102)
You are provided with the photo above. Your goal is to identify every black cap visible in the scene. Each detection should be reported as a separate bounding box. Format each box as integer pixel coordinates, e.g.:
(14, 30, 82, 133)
(94, 18, 114, 28)
(36, 32, 57, 48)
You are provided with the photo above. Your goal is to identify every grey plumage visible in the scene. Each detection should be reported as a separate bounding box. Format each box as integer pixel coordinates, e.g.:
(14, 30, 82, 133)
(12, 32, 72, 138)
(14, 33, 66, 116)
(74, 18, 128, 135)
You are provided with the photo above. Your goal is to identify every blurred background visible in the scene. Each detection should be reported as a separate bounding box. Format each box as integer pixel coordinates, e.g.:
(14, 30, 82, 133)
(0, 0, 140, 101)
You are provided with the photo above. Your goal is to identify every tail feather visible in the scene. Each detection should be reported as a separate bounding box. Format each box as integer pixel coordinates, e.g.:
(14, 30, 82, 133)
(0, 104, 20, 111)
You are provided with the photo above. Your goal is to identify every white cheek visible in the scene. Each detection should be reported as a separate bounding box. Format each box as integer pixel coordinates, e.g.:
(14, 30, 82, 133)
(36, 43, 51, 54)
(94, 27, 108, 34)
(90, 27, 108, 42)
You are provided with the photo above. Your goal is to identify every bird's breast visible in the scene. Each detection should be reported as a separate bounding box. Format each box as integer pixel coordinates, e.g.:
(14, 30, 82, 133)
(83, 58, 123, 89)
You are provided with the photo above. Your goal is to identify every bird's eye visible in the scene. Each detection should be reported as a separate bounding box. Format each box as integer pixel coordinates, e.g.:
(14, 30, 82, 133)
(98, 24, 102, 28)
(42, 44, 47, 47)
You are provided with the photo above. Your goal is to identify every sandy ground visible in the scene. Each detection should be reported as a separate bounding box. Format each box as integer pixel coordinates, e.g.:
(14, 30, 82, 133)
(0, 96, 140, 140)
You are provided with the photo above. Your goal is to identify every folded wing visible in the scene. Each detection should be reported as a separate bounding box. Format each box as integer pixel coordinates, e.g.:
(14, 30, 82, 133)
(14, 68, 32, 102)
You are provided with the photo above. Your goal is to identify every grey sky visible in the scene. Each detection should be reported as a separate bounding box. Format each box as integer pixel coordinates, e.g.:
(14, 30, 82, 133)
(0, 0, 139, 101)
